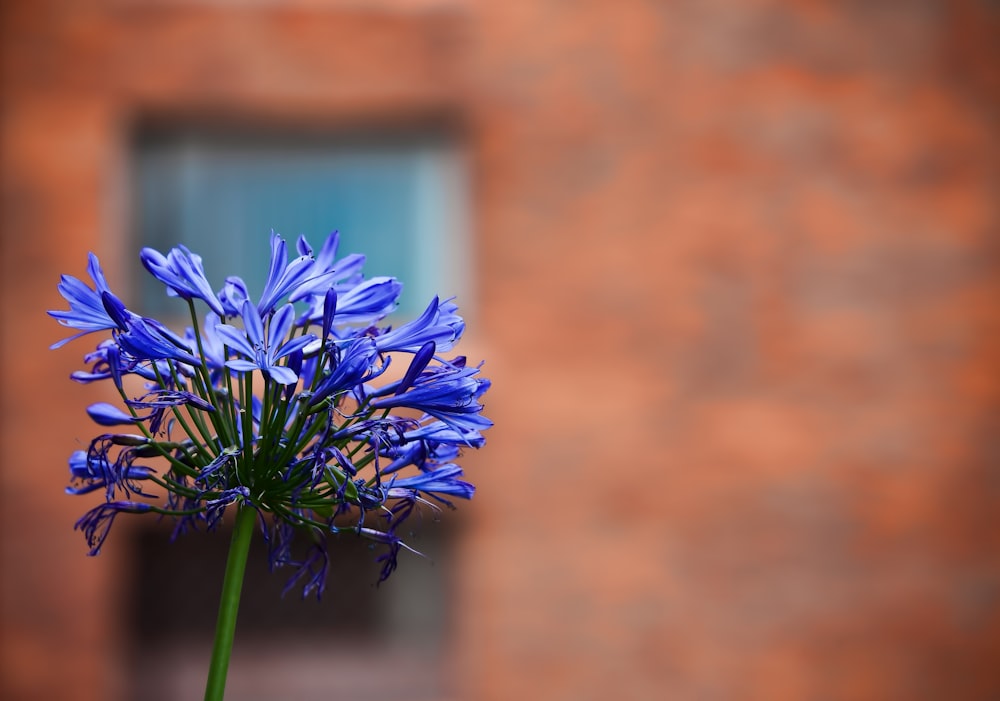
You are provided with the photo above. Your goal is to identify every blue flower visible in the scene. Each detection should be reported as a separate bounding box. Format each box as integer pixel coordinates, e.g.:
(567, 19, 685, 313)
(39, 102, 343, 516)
(215, 301, 314, 385)
(374, 297, 465, 353)
(141, 245, 225, 316)
(371, 360, 493, 432)
(355, 526, 421, 583)
(380, 431, 462, 476)
(102, 292, 203, 365)
(49, 253, 118, 349)
(294, 231, 365, 299)
(75, 501, 153, 555)
(125, 389, 215, 412)
(69, 434, 158, 501)
(308, 337, 382, 406)
(53, 232, 491, 598)
(257, 232, 320, 315)
(279, 543, 328, 599)
(400, 420, 487, 449)
(388, 464, 475, 503)
(66, 447, 156, 497)
(70, 340, 118, 384)
(218, 277, 251, 318)
(318, 277, 401, 326)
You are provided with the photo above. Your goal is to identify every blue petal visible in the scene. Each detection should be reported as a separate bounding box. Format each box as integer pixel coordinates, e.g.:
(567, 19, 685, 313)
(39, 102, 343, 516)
(333, 277, 401, 323)
(309, 338, 381, 406)
(258, 232, 317, 314)
(267, 365, 298, 385)
(141, 246, 224, 315)
(225, 359, 259, 372)
(390, 464, 475, 500)
(219, 276, 250, 317)
(395, 341, 435, 396)
(241, 300, 264, 349)
(268, 303, 296, 349)
(374, 297, 462, 353)
(273, 334, 315, 362)
(48, 253, 119, 347)
(215, 323, 257, 359)
(87, 403, 138, 426)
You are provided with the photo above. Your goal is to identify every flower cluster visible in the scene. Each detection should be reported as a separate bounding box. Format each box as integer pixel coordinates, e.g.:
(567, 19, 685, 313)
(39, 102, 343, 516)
(51, 232, 490, 597)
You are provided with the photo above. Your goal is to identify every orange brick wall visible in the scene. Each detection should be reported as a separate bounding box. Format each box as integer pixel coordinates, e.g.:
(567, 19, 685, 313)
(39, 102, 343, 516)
(2, 2, 998, 700)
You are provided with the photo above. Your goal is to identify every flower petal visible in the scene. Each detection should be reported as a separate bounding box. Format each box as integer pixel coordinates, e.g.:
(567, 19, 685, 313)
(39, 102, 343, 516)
(86, 403, 139, 426)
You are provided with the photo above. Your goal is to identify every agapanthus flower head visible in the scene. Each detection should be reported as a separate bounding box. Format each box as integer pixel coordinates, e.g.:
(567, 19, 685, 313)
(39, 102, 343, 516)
(50, 230, 491, 598)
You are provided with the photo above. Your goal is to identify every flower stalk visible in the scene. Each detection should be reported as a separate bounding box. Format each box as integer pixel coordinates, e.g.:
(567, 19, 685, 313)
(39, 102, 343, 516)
(204, 505, 256, 701)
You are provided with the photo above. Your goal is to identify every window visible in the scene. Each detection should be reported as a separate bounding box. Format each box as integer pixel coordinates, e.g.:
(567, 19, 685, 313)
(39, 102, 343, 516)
(126, 124, 470, 700)
(132, 125, 472, 317)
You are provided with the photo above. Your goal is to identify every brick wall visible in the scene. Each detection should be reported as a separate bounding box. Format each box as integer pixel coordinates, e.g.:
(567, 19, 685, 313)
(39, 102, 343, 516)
(2, 1, 998, 699)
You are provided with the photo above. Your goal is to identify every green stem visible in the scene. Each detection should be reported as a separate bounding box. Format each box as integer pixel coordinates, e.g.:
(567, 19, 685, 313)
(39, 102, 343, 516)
(204, 505, 256, 701)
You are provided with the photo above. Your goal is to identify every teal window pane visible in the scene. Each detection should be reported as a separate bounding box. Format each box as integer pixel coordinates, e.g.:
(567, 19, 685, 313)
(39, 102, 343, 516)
(132, 129, 470, 317)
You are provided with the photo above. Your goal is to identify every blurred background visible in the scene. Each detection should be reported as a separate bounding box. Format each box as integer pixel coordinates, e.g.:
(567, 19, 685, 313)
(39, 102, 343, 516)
(2, 1, 999, 700)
